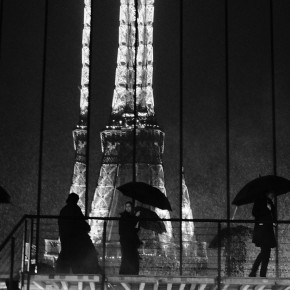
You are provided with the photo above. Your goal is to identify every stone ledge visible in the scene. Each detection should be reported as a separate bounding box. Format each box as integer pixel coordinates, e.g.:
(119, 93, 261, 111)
(23, 275, 290, 290)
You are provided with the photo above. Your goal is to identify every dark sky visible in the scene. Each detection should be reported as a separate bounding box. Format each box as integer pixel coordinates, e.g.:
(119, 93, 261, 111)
(1, 0, 290, 240)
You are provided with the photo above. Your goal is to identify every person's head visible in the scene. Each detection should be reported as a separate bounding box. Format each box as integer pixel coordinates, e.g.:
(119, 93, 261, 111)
(124, 201, 133, 213)
(266, 191, 275, 200)
(66, 193, 79, 204)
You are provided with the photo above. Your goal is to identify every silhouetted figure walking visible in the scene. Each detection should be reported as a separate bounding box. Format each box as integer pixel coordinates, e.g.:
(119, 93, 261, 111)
(249, 192, 276, 277)
(119, 201, 141, 275)
(56, 193, 101, 274)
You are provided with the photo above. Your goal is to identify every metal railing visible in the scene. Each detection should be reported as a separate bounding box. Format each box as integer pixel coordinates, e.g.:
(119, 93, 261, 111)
(1, 215, 290, 289)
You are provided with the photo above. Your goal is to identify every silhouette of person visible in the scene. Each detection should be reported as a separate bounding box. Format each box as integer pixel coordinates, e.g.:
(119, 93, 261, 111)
(56, 193, 101, 274)
(119, 201, 141, 275)
(5, 279, 20, 290)
(249, 192, 276, 277)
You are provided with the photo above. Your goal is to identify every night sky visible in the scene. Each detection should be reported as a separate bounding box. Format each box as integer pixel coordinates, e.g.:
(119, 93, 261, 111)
(1, 0, 290, 242)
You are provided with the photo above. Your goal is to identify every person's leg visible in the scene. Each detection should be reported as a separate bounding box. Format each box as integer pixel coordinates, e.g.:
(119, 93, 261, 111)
(120, 245, 139, 274)
(119, 244, 130, 274)
(249, 248, 263, 277)
(55, 250, 71, 273)
(260, 247, 271, 277)
(131, 247, 140, 275)
(76, 235, 102, 274)
(70, 242, 84, 274)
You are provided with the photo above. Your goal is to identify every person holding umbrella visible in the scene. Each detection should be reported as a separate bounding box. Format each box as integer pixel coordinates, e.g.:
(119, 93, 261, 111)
(233, 175, 290, 277)
(249, 191, 276, 277)
(119, 201, 141, 275)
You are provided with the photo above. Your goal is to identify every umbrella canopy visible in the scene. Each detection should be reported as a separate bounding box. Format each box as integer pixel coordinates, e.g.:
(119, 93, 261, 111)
(135, 206, 166, 234)
(117, 182, 172, 211)
(232, 175, 290, 206)
(0, 185, 11, 203)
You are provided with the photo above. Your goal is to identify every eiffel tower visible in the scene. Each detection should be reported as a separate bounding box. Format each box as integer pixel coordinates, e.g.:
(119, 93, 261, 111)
(89, 0, 175, 254)
(69, 0, 204, 275)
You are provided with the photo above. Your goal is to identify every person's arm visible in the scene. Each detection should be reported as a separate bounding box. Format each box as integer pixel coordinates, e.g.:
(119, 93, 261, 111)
(253, 198, 275, 226)
(135, 211, 140, 228)
(252, 198, 268, 219)
(269, 200, 277, 224)
(75, 207, 91, 232)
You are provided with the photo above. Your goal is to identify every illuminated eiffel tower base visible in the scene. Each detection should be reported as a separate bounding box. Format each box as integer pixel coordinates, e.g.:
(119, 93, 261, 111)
(68, 0, 208, 275)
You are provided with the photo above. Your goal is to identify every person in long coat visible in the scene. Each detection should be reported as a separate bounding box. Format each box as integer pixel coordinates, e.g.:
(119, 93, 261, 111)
(119, 201, 141, 275)
(56, 193, 101, 274)
(249, 191, 276, 277)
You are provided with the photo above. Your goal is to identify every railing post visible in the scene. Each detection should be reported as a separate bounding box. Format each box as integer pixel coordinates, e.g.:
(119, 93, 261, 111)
(217, 222, 221, 290)
(9, 237, 15, 290)
(26, 218, 34, 290)
(226, 220, 231, 277)
(179, 220, 183, 276)
(27, 218, 34, 273)
(101, 220, 107, 290)
(275, 223, 279, 278)
(21, 219, 28, 289)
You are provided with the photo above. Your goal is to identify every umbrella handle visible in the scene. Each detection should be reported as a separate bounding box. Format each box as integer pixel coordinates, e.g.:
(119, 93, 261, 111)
(231, 206, 238, 220)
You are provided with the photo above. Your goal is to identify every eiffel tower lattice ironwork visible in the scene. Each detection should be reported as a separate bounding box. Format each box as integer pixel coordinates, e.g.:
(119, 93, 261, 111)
(69, 0, 207, 275)
(89, 0, 176, 254)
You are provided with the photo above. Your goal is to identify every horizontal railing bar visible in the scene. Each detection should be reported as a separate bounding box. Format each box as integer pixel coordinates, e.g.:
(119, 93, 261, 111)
(1, 214, 289, 255)
(23, 215, 290, 224)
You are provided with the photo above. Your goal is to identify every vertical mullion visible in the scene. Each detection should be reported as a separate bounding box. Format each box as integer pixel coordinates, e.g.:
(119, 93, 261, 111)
(86, 0, 94, 217)
(133, 0, 138, 188)
(179, 0, 184, 276)
(35, 0, 49, 265)
(225, 0, 230, 223)
(224, 0, 232, 277)
(269, 0, 278, 277)
(0, 0, 4, 58)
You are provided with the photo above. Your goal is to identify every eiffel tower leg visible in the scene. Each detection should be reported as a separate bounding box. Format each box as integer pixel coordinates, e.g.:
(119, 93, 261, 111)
(70, 127, 87, 213)
(90, 164, 119, 244)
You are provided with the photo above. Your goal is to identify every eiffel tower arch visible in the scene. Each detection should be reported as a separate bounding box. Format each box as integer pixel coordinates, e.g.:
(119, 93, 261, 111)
(89, 126, 174, 250)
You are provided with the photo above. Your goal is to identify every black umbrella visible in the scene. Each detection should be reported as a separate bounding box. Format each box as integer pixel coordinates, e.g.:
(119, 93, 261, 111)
(232, 175, 290, 206)
(117, 182, 172, 211)
(135, 206, 166, 234)
(0, 185, 10, 203)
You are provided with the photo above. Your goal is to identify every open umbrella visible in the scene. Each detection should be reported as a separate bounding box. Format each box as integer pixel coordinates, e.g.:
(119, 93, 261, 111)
(0, 185, 10, 203)
(232, 175, 290, 206)
(135, 206, 166, 234)
(117, 182, 172, 211)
